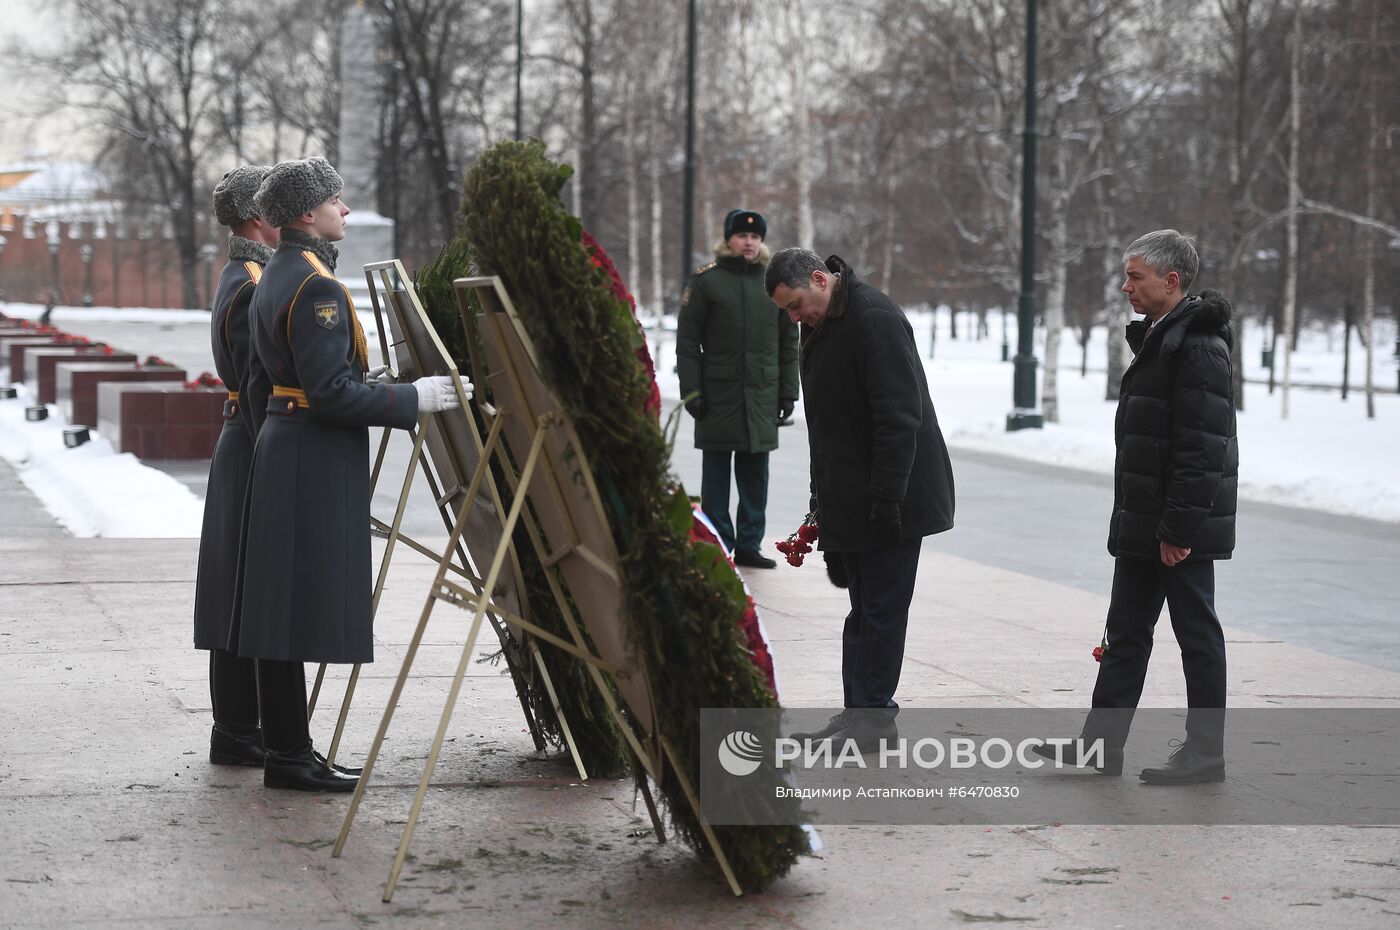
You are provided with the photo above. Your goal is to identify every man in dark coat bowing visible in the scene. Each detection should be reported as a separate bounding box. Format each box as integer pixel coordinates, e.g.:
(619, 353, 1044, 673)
(766, 248, 955, 751)
(193, 165, 276, 767)
(230, 156, 471, 791)
(1035, 229, 1238, 785)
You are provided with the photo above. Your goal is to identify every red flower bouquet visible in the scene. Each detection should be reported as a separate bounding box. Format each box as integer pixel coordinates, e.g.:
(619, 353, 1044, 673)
(774, 514, 819, 567)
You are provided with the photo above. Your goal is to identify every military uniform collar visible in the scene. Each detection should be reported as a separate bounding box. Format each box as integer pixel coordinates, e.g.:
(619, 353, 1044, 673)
(280, 227, 339, 273)
(228, 235, 273, 265)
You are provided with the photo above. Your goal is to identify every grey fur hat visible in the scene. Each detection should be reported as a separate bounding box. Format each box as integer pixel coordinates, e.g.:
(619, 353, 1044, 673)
(254, 156, 344, 228)
(212, 165, 271, 227)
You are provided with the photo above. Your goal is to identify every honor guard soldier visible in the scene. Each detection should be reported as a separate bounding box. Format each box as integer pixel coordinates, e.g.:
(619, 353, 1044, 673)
(194, 165, 277, 767)
(229, 156, 470, 791)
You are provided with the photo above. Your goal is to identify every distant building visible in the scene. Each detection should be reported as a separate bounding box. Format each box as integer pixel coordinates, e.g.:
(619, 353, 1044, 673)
(0, 159, 191, 309)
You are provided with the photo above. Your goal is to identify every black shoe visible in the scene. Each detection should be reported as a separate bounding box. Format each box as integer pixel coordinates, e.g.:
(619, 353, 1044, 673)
(791, 710, 854, 743)
(313, 750, 363, 776)
(264, 745, 359, 792)
(210, 724, 265, 766)
(1030, 738, 1124, 776)
(1139, 740, 1225, 785)
(734, 549, 777, 569)
(844, 711, 898, 754)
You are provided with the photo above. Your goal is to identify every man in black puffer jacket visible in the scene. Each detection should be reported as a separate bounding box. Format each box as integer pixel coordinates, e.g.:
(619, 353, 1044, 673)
(1040, 229, 1237, 786)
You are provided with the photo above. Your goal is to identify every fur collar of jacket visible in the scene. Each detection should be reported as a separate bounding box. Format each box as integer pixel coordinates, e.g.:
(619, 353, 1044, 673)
(228, 235, 274, 265)
(1126, 289, 1234, 356)
(280, 227, 339, 273)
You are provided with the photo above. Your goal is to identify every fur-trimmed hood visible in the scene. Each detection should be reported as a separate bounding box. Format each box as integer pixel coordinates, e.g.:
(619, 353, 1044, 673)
(1127, 289, 1234, 355)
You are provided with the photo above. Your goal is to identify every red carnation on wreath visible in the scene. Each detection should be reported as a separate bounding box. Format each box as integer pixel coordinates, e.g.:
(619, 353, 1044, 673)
(774, 513, 819, 567)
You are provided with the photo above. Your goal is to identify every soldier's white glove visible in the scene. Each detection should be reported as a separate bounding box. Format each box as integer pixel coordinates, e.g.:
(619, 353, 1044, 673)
(413, 375, 474, 414)
(365, 364, 395, 384)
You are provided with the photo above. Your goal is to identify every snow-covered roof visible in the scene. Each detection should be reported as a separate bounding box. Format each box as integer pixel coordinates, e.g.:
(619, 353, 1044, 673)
(0, 162, 109, 206)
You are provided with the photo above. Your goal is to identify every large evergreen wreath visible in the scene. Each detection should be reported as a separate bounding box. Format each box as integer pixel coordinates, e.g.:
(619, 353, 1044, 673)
(417, 140, 808, 892)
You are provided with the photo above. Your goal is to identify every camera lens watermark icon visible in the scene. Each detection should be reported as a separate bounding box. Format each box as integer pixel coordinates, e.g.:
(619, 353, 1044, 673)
(718, 730, 765, 776)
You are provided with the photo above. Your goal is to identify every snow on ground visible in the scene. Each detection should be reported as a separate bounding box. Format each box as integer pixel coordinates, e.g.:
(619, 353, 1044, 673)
(651, 306, 1400, 524)
(0, 381, 204, 537)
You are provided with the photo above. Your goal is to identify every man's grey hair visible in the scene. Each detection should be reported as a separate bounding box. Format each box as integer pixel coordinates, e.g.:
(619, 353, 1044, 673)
(765, 247, 825, 296)
(1123, 229, 1200, 292)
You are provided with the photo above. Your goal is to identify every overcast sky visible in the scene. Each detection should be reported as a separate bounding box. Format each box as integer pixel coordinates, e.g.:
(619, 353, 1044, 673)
(0, 0, 89, 166)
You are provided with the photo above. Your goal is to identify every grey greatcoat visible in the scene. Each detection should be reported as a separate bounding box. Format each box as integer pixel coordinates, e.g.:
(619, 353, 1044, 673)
(193, 237, 270, 650)
(229, 232, 418, 664)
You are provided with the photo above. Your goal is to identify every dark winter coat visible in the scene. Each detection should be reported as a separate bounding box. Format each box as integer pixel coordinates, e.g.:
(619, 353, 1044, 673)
(193, 237, 270, 650)
(802, 256, 955, 551)
(1108, 291, 1238, 561)
(229, 235, 418, 664)
(677, 243, 800, 452)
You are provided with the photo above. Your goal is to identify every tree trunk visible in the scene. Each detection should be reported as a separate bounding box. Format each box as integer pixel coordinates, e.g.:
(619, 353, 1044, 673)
(623, 83, 639, 291)
(1362, 0, 1378, 418)
(1280, 1, 1302, 419)
(1342, 300, 1352, 400)
(784, 1, 814, 250)
(879, 169, 897, 292)
(1042, 235, 1068, 423)
(649, 96, 664, 322)
(1105, 247, 1130, 400)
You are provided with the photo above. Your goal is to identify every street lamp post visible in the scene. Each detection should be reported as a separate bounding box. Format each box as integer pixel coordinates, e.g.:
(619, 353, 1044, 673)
(1007, 0, 1044, 431)
(678, 0, 697, 306)
(201, 243, 219, 311)
(514, 0, 523, 141)
(80, 244, 94, 308)
(47, 228, 61, 308)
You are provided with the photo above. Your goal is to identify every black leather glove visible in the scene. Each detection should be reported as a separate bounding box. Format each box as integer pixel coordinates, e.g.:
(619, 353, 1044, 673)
(685, 397, 706, 420)
(870, 497, 902, 544)
(778, 398, 796, 421)
(824, 550, 849, 589)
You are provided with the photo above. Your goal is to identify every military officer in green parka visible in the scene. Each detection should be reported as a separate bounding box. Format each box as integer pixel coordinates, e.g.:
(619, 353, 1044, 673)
(677, 209, 799, 568)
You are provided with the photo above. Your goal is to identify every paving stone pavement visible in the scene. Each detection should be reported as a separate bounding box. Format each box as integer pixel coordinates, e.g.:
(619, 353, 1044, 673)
(2, 521, 1399, 929)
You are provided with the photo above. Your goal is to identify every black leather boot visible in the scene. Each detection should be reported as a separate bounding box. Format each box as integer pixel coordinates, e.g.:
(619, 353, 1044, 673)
(735, 549, 777, 569)
(210, 724, 265, 766)
(1139, 740, 1225, 785)
(845, 711, 899, 754)
(1030, 738, 1124, 775)
(791, 710, 854, 743)
(264, 745, 359, 792)
(314, 751, 363, 777)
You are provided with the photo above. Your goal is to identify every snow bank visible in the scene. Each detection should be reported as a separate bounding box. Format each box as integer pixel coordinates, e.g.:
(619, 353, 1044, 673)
(0, 383, 204, 537)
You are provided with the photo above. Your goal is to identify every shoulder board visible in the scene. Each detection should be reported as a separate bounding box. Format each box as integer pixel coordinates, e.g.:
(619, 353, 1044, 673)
(300, 251, 334, 278)
(693, 262, 717, 276)
(243, 261, 263, 283)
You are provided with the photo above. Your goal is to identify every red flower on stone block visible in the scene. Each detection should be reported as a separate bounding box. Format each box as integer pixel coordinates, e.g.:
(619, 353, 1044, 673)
(774, 513, 820, 567)
(185, 371, 224, 389)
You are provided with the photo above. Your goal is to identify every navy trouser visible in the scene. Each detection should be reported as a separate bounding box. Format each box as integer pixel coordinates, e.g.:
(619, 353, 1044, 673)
(255, 659, 310, 753)
(1086, 557, 1227, 754)
(209, 648, 258, 732)
(700, 449, 769, 553)
(841, 538, 923, 710)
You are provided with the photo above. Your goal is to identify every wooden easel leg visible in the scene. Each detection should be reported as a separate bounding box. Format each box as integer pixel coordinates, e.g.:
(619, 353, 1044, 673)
(307, 663, 327, 720)
(382, 420, 549, 902)
(628, 745, 665, 844)
(334, 415, 508, 861)
(530, 640, 587, 780)
(327, 423, 430, 766)
(660, 736, 743, 897)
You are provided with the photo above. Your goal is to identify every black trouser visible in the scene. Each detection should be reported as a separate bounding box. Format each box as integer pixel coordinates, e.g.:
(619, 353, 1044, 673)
(209, 648, 258, 732)
(255, 659, 310, 754)
(1086, 557, 1227, 755)
(841, 538, 923, 711)
(700, 449, 769, 552)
